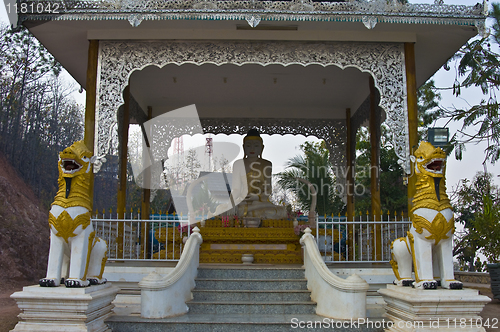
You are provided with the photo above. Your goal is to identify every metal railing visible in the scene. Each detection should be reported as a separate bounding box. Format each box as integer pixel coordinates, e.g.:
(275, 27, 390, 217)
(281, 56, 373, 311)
(92, 211, 411, 263)
(316, 214, 411, 263)
(92, 212, 191, 261)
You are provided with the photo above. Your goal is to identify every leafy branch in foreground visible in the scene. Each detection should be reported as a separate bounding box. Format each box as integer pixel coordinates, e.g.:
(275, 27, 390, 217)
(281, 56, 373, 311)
(437, 3, 500, 163)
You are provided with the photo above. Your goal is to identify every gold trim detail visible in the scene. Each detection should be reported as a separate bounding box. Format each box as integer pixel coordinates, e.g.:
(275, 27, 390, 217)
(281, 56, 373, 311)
(407, 231, 421, 283)
(389, 238, 402, 280)
(200, 227, 299, 243)
(205, 219, 294, 228)
(98, 255, 108, 279)
(83, 231, 96, 281)
(200, 252, 304, 264)
(413, 214, 454, 245)
(389, 257, 400, 280)
(49, 211, 91, 243)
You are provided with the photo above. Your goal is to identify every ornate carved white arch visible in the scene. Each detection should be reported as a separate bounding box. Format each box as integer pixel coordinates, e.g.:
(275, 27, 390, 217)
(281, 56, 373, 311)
(97, 40, 409, 173)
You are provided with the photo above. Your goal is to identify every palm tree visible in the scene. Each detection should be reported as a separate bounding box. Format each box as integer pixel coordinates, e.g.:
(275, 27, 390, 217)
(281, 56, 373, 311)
(277, 141, 344, 216)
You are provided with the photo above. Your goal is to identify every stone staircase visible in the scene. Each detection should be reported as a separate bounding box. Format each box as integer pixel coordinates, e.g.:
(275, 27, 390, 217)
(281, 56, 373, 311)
(106, 265, 385, 331)
(188, 266, 315, 316)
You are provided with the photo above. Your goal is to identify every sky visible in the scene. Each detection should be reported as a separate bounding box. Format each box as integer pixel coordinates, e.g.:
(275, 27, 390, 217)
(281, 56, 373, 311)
(1, 0, 498, 194)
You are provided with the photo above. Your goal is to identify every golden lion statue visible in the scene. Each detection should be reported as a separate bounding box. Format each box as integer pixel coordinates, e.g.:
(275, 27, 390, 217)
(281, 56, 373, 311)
(39, 141, 107, 287)
(390, 142, 462, 290)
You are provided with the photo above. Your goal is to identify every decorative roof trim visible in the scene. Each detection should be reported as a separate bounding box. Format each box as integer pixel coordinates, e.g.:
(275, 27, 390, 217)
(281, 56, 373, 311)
(18, 0, 486, 28)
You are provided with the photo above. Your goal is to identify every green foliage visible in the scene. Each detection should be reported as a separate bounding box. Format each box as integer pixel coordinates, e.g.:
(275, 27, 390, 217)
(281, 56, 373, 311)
(440, 3, 500, 163)
(354, 126, 407, 215)
(474, 194, 500, 263)
(277, 141, 345, 216)
(452, 172, 500, 270)
(417, 80, 442, 135)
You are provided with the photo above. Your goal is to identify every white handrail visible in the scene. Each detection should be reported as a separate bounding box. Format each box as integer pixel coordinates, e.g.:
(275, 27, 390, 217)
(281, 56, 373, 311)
(300, 227, 369, 319)
(139, 227, 203, 318)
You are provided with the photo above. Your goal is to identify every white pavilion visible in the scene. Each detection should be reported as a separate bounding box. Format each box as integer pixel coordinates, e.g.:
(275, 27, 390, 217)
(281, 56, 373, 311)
(9, 1, 492, 331)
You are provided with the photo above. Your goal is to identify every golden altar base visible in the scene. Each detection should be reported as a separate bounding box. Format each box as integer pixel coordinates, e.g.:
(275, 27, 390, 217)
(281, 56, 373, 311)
(199, 225, 303, 264)
(198, 219, 343, 264)
(152, 219, 343, 263)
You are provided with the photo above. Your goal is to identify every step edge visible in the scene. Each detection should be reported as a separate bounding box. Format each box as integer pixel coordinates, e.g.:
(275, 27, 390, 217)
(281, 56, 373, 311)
(192, 289, 311, 293)
(187, 301, 317, 305)
(198, 267, 305, 270)
(195, 278, 307, 281)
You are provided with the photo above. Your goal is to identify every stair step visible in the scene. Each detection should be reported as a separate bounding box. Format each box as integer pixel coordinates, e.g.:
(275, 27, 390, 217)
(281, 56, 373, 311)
(106, 314, 385, 332)
(195, 278, 308, 290)
(187, 300, 316, 314)
(197, 267, 305, 280)
(192, 289, 311, 302)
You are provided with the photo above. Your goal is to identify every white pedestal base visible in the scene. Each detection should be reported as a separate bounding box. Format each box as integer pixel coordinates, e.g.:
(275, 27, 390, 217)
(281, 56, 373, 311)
(10, 283, 119, 332)
(378, 284, 491, 332)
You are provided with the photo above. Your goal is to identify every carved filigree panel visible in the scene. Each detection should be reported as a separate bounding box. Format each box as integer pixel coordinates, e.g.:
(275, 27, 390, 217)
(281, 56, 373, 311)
(97, 40, 409, 173)
(199, 117, 346, 171)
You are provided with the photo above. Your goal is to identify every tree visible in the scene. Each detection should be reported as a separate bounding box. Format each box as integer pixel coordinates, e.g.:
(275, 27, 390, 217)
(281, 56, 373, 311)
(163, 154, 186, 194)
(437, 3, 500, 163)
(277, 141, 344, 216)
(417, 79, 442, 137)
(0, 24, 83, 207)
(354, 126, 407, 215)
(185, 148, 201, 181)
(271, 175, 298, 212)
(215, 154, 231, 173)
(475, 194, 500, 264)
(452, 172, 500, 270)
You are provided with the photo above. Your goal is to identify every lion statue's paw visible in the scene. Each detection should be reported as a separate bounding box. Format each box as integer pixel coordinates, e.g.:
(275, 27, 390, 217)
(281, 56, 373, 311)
(39, 278, 60, 287)
(413, 280, 438, 289)
(441, 279, 463, 290)
(393, 279, 414, 287)
(88, 277, 107, 285)
(65, 279, 90, 288)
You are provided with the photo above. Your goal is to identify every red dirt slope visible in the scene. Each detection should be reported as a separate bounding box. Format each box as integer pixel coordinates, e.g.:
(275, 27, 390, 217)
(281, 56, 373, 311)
(0, 150, 49, 284)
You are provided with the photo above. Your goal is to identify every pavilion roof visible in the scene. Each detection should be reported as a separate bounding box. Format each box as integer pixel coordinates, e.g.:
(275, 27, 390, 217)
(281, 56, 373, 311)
(18, 0, 486, 91)
(17, 0, 486, 29)
(17, 0, 488, 175)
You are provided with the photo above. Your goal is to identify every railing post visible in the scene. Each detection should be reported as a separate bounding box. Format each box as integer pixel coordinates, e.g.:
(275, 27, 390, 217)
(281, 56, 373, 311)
(373, 210, 382, 261)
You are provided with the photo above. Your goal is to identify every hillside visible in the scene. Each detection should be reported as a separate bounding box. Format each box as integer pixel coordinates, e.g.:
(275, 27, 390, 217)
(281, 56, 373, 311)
(0, 151, 49, 283)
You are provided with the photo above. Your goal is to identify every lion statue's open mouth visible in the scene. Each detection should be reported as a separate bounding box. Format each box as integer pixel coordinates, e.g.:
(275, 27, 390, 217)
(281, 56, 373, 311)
(424, 158, 445, 174)
(61, 159, 82, 174)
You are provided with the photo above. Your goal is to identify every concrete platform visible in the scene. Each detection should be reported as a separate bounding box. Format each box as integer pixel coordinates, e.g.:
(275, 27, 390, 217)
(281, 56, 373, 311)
(106, 313, 386, 332)
(379, 284, 492, 332)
